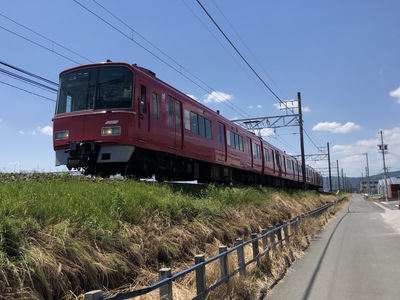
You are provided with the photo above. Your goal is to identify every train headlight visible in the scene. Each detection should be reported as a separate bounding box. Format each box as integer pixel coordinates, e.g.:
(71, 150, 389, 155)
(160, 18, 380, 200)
(101, 126, 121, 136)
(54, 130, 69, 140)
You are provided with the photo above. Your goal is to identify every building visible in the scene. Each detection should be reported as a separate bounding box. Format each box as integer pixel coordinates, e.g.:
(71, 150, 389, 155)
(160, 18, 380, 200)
(377, 177, 400, 199)
(359, 179, 379, 195)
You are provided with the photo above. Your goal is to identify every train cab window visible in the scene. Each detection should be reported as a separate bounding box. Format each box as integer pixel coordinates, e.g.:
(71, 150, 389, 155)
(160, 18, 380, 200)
(57, 66, 133, 113)
(140, 85, 147, 113)
(152, 92, 159, 119)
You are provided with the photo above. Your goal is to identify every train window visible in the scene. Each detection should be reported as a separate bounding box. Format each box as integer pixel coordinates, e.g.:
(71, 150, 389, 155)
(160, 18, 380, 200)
(184, 110, 190, 130)
(264, 148, 269, 161)
(275, 153, 281, 166)
(218, 123, 225, 143)
(167, 99, 174, 124)
(228, 131, 243, 151)
(175, 102, 181, 127)
(253, 144, 261, 158)
(256, 144, 262, 158)
(205, 119, 212, 139)
(190, 112, 212, 139)
(140, 85, 147, 113)
(191, 112, 198, 134)
(198, 116, 205, 136)
(152, 92, 159, 119)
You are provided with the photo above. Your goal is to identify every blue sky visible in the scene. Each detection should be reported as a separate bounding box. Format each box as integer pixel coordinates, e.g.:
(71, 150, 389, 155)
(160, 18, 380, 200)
(1, 0, 400, 180)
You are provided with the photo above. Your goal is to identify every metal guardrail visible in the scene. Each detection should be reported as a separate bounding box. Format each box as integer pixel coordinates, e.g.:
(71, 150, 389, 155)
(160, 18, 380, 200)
(85, 197, 345, 300)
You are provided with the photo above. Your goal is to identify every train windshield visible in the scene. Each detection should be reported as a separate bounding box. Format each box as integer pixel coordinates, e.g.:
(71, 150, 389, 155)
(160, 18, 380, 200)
(56, 66, 134, 114)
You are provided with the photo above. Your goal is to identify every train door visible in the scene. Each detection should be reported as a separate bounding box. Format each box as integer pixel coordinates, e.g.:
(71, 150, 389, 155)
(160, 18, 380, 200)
(167, 97, 183, 150)
(217, 122, 227, 162)
(138, 83, 149, 132)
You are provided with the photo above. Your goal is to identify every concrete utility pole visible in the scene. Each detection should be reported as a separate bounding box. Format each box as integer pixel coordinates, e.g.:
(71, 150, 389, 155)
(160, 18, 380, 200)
(298, 92, 307, 190)
(363, 153, 371, 197)
(378, 130, 389, 201)
(327, 142, 332, 192)
(337, 160, 340, 191)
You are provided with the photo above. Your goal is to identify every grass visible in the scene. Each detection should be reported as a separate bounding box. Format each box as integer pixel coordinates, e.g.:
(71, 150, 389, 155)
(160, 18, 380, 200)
(0, 173, 345, 299)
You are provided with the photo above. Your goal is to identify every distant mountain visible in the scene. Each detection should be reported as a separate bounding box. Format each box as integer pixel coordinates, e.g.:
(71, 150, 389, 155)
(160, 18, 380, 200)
(323, 171, 400, 192)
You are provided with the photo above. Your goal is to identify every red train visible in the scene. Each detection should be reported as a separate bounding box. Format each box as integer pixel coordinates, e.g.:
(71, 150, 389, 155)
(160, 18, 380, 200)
(53, 62, 323, 190)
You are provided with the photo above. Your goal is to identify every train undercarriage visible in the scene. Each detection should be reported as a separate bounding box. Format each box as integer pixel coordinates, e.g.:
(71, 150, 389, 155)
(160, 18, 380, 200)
(62, 142, 317, 189)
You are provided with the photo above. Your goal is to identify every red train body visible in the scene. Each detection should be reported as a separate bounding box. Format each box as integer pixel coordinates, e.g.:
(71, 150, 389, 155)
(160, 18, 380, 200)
(53, 62, 323, 190)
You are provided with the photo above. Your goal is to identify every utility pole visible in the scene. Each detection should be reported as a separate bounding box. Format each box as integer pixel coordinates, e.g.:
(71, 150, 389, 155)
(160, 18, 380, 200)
(298, 92, 307, 190)
(363, 153, 371, 197)
(337, 160, 340, 191)
(341, 168, 344, 192)
(378, 130, 388, 201)
(327, 142, 332, 192)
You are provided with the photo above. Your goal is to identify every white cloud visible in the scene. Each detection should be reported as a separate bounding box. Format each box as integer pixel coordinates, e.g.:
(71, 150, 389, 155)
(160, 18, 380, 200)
(389, 87, 400, 103)
(19, 131, 25, 135)
(187, 94, 198, 101)
(312, 121, 361, 133)
(248, 104, 262, 109)
(273, 100, 310, 113)
(30, 126, 53, 136)
(203, 91, 233, 103)
(254, 128, 275, 137)
(38, 126, 53, 136)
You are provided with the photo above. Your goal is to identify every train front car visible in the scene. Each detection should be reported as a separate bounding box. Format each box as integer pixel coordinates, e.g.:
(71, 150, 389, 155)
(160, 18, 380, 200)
(53, 63, 136, 176)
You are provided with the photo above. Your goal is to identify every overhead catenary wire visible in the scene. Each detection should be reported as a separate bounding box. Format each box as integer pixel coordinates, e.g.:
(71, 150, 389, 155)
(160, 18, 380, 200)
(75, 0, 251, 119)
(90, 0, 318, 154)
(0, 13, 94, 64)
(0, 79, 55, 102)
(0, 67, 58, 93)
(196, 0, 322, 153)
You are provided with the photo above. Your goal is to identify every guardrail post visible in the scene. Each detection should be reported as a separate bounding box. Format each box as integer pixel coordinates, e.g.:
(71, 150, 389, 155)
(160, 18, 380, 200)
(219, 246, 229, 280)
(84, 290, 103, 300)
(251, 233, 260, 267)
(268, 226, 276, 251)
(261, 229, 268, 249)
(276, 224, 283, 249)
(195, 254, 206, 300)
(283, 222, 289, 244)
(159, 268, 173, 300)
(235, 238, 246, 276)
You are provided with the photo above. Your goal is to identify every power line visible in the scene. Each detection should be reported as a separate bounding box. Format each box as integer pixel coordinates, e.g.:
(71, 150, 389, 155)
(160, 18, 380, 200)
(195, 0, 286, 109)
(0, 67, 57, 92)
(196, 1, 322, 153)
(0, 13, 94, 64)
(0, 60, 58, 86)
(209, 0, 289, 100)
(75, 0, 251, 119)
(0, 25, 81, 65)
(0, 80, 55, 102)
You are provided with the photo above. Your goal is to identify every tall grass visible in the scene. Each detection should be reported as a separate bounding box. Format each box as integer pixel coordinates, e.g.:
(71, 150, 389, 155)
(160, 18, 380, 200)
(0, 173, 337, 299)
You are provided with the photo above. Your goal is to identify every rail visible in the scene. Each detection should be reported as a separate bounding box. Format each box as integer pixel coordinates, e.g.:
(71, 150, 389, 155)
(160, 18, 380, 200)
(85, 197, 346, 300)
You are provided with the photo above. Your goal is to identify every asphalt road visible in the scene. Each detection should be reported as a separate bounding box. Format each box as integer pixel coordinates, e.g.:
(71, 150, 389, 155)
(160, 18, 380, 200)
(267, 194, 400, 300)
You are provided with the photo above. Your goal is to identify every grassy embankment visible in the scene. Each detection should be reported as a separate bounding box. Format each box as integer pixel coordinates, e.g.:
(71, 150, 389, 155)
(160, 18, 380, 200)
(0, 173, 346, 299)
